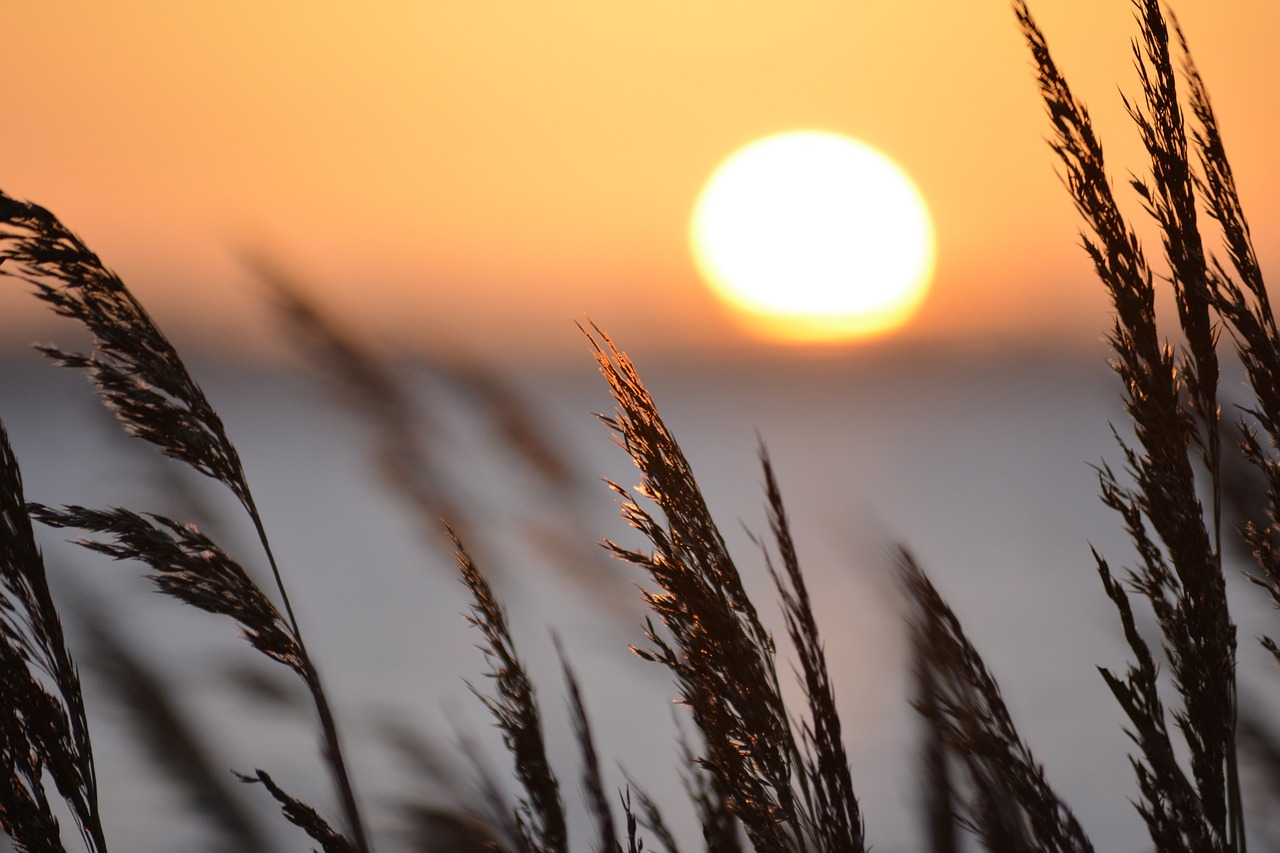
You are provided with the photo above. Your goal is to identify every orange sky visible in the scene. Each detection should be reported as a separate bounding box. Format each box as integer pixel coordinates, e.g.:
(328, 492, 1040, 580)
(4, 2, 1279, 364)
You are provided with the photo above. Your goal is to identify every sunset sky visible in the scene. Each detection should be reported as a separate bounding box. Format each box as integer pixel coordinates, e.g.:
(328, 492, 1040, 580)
(4, 1, 1279, 364)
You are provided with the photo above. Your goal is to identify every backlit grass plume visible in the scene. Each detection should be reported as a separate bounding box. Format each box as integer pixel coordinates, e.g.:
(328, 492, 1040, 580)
(1016, 0, 1265, 847)
(1175, 10, 1280, 666)
(257, 257, 465, 551)
(0, 193, 251, 510)
(588, 325, 864, 853)
(262, 260, 622, 609)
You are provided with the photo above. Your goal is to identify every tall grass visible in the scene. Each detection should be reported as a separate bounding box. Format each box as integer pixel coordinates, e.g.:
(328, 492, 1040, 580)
(1, 1, 1278, 850)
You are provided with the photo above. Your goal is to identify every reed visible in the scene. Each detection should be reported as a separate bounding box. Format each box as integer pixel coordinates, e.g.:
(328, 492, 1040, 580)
(1, 1, 1278, 850)
(0, 191, 369, 851)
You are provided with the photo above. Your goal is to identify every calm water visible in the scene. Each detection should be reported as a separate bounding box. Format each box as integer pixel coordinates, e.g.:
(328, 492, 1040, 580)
(4, 344, 1274, 851)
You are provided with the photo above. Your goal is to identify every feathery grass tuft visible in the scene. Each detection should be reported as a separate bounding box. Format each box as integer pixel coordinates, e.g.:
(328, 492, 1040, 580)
(257, 258, 465, 550)
(0, 191, 369, 852)
(0, 192, 251, 511)
(30, 506, 303, 672)
(590, 324, 796, 848)
(1171, 6, 1280, 670)
(3, 3, 1279, 850)
(587, 323, 864, 852)
(453, 523, 567, 853)
(1017, 0, 1255, 848)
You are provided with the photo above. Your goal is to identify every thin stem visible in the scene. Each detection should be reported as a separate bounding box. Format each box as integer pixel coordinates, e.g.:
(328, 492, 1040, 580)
(247, 501, 371, 853)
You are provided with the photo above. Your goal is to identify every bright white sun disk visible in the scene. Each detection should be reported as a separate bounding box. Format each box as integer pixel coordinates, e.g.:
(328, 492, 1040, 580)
(690, 131, 935, 341)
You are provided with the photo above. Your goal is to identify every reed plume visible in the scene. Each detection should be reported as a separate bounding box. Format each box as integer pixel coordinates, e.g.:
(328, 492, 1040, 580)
(262, 261, 624, 612)
(453, 523, 567, 853)
(256, 257, 465, 551)
(1017, 0, 1248, 847)
(0, 190, 369, 852)
(759, 451, 863, 850)
(587, 324, 863, 853)
(1174, 7, 1280, 667)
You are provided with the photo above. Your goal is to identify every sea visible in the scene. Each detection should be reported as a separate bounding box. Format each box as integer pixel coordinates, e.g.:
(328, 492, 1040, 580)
(3, 341, 1277, 852)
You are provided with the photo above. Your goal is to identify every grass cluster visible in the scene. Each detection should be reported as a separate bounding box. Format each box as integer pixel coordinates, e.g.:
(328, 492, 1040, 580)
(3, 1, 1279, 850)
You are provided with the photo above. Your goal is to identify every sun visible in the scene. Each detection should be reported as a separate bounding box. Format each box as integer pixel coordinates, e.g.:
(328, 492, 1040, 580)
(690, 131, 935, 343)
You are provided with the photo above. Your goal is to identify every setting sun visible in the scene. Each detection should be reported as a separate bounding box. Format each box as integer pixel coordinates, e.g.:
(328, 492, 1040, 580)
(690, 131, 935, 343)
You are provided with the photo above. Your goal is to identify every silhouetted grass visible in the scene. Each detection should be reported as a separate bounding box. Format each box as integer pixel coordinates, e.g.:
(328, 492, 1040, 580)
(2, 1, 1279, 851)
(0, 190, 369, 851)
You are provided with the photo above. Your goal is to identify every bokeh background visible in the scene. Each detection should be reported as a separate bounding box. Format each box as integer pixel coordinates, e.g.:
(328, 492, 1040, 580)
(4, 3, 1280, 851)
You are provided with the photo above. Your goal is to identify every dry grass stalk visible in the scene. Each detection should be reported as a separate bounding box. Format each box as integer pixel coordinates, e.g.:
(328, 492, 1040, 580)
(618, 790, 644, 853)
(236, 769, 356, 853)
(621, 779, 682, 853)
(452, 523, 567, 853)
(587, 324, 864, 852)
(759, 451, 863, 851)
(2, 3, 1278, 849)
(0, 191, 369, 852)
(1171, 8, 1280, 668)
(1017, 0, 1251, 847)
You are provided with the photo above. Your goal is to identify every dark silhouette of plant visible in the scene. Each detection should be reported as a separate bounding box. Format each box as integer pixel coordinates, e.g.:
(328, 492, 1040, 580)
(0, 421, 106, 852)
(0, 191, 369, 852)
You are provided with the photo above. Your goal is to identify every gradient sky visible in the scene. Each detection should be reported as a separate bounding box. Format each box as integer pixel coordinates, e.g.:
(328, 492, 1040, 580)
(4, 2, 1278, 364)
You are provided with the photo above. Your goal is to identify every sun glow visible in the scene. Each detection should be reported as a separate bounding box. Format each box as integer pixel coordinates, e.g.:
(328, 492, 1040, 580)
(691, 131, 935, 343)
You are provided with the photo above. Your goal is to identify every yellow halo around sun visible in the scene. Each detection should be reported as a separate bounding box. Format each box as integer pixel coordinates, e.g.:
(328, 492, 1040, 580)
(690, 131, 935, 343)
